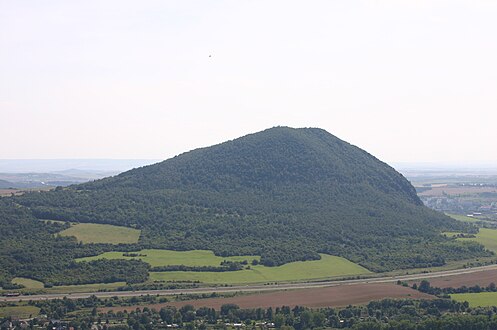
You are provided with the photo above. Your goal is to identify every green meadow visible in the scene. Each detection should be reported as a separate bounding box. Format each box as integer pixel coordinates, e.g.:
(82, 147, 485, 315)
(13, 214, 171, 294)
(78, 249, 370, 284)
(451, 292, 497, 307)
(447, 213, 479, 223)
(450, 228, 497, 253)
(77, 249, 259, 267)
(0, 306, 40, 318)
(149, 253, 370, 284)
(44, 282, 127, 294)
(11, 277, 44, 289)
(59, 223, 141, 244)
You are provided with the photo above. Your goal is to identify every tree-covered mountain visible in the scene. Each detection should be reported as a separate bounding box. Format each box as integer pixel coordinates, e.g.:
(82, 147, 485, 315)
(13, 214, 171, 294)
(5, 127, 489, 276)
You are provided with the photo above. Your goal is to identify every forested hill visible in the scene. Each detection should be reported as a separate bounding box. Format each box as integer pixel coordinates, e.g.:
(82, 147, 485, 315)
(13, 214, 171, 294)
(13, 127, 487, 271)
(83, 127, 420, 206)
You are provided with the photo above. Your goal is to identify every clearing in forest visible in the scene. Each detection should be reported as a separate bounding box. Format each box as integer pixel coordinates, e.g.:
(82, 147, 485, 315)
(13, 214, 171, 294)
(148, 253, 371, 284)
(59, 223, 141, 244)
(452, 228, 497, 253)
(78, 249, 370, 284)
(77, 249, 259, 267)
(11, 277, 44, 289)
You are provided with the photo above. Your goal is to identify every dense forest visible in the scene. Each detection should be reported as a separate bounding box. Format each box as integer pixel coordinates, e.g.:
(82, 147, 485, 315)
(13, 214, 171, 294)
(0, 127, 492, 286)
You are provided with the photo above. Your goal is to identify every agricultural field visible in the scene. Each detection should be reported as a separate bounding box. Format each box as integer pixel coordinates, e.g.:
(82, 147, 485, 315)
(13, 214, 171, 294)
(78, 249, 259, 267)
(11, 277, 44, 289)
(452, 228, 497, 253)
(44, 282, 127, 294)
(411, 269, 497, 289)
(418, 186, 497, 197)
(4, 278, 127, 294)
(447, 213, 480, 223)
(0, 189, 22, 197)
(0, 305, 40, 318)
(78, 249, 370, 284)
(0, 186, 53, 197)
(59, 223, 141, 244)
(412, 175, 497, 220)
(101, 283, 430, 311)
(150, 254, 371, 284)
(451, 292, 497, 307)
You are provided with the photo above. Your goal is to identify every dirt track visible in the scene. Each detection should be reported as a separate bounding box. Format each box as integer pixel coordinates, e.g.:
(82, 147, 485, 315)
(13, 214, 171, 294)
(100, 283, 433, 312)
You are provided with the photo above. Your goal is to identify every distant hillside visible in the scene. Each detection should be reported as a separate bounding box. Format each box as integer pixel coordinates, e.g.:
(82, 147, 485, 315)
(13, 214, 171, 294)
(0, 179, 14, 189)
(11, 127, 488, 271)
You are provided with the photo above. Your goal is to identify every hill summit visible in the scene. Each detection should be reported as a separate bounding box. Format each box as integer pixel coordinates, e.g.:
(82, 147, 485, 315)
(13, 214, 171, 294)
(18, 127, 483, 271)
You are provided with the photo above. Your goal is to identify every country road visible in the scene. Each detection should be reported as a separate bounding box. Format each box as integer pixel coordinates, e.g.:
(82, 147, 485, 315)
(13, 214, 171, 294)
(3, 264, 497, 302)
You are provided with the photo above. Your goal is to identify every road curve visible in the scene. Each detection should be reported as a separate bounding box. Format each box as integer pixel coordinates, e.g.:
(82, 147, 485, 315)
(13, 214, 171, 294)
(3, 264, 497, 302)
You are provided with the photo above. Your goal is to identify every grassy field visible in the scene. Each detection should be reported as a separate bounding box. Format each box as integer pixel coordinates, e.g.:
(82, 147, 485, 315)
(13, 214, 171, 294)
(78, 249, 260, 267)
(59, 223, 141, 244)
(44, 282, 127, 294)
(452, 228, 497, 253)
(150, 254, 371, 284)
(11, 277, 44, 289)
(0, 306, 40, 318)
(451, 292, 497, 307)
(447, 213, 479, 223)
(78, 249, 370, 284)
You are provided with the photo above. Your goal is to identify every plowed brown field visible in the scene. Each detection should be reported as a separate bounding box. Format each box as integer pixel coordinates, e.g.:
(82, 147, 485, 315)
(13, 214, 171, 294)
(101, 283, 433, 312)
(411, 269, 497, 288)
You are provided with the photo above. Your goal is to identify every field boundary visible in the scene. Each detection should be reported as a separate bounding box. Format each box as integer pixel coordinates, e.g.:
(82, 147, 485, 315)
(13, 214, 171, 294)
(3, 264, 497, 302)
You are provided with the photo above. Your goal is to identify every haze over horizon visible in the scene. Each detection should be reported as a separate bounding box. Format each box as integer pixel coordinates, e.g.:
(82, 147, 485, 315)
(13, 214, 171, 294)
(1, 1, 496, 163)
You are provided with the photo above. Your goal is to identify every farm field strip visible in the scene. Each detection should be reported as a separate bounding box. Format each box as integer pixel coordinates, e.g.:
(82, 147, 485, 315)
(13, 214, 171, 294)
(4, 264, 497, 303)
(451, 292, 497, 307)
(78, 249, 260, 267)
(42, 282, 127, 294)
(78, 249, 370, 284)
(447, 213, 480, 223)
(59, 223, 141, 244)
(408, 269, 497, 288)
(0, 306, 40, 318)
(100, 283, 433, 311)
(149, 254, 370, 284)
(11, 277, 44, 289)
(452, 228, 497, 253)
(418, 186, 497, 197)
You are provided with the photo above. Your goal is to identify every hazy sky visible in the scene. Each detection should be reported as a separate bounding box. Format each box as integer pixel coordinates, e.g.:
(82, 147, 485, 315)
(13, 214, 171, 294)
(1, 0, 496, 163)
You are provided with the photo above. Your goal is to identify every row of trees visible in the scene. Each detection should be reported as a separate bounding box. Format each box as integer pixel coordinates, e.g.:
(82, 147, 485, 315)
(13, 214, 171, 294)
(9, 295, 497, 330)
(414, 280, 497, 296)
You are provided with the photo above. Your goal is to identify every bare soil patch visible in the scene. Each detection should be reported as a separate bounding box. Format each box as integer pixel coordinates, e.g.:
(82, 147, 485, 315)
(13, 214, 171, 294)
(100, 283, 432, 312)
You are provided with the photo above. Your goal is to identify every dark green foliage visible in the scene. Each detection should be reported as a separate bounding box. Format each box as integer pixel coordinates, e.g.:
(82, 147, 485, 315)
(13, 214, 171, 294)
(413, 280, 497, 296)
(2, 127, 490, 275)
(16, 296, 497, 330)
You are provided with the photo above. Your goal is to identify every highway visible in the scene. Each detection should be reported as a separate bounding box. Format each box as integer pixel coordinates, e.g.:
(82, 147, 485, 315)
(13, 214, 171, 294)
(3, 263, 497, 302)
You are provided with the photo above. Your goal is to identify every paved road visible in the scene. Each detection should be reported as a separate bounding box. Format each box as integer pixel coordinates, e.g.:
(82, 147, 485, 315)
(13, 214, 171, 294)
(3, 264, 497, 302)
